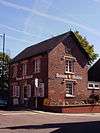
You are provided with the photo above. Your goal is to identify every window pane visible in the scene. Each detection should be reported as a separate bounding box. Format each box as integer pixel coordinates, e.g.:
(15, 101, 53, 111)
(22, 64, 27, 75)
(89, 84, 93, 87)
(35, 58, 41, 73)
(65, 60, 68, 72)
(65, 60, 74, 73)
(66, 82, 73, 95)
(69, 61, 72, 72)
(95, 84, 99, 88)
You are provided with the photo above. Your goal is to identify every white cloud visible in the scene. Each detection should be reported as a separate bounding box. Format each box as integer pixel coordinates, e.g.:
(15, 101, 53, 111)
(0, 0, 31, 12)
(0, 23, 30, 35)
(24, 0, 53, 32)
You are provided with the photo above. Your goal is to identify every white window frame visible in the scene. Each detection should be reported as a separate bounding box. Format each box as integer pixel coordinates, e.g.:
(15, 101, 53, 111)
(13, 85, 20, 97)
(65, 60, 74, 74)
(88, 82, 100, 90)
(66, 81, 74, 97)
(34, 58, 41, 73)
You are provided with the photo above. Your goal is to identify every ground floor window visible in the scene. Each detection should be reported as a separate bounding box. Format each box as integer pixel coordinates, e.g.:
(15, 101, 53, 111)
(66, 81, 74, 96)
(24, 84, 31, 98)
(13, 86, 20, 97)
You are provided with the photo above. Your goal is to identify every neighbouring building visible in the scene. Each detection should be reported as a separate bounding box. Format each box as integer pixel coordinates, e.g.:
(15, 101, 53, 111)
(10, 31, 90, 109)
(88, 59, 100, 99)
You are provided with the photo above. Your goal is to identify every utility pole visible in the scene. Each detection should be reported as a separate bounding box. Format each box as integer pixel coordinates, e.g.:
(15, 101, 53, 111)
(35, 78, 38, 109)
(2, 34, 5, 93)
(0, 34, 5, 96)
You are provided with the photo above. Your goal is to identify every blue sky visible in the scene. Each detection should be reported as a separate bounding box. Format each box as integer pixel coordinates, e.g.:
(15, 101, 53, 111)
(0, 0, 100, 59)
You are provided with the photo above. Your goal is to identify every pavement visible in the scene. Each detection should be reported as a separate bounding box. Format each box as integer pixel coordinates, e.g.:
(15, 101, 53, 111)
(0, 110, 100, 132)
(0, 110, 100, 116)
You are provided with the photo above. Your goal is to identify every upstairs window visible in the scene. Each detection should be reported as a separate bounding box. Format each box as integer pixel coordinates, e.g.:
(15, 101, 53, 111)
(22, 63, 27, 75)
(12, 65, 17, 78)
(34, 58, 41, 73)
(65, 60, 74, 73)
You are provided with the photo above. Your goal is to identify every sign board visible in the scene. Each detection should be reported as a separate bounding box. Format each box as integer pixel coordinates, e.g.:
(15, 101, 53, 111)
(35, 78, 39, 88)
(56, 73, 82, 80)
(16, 75, 33, 81)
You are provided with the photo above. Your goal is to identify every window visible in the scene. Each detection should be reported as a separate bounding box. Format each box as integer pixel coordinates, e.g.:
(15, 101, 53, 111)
(34, 58, 41, 73)
(88, 83, 93, 88)
(66, 81, 74, 96)
(38, 83, 44, 97)
(88, 82, 100, 89)
(65, 60, 74, 73)
(24, 85, 31, 98)
(95, 84, 99, 88)
(12, 65, 17, 78)
(27, 84, 31, 97)
(22, 63, 27, 75)
(13, 86, 20, 97)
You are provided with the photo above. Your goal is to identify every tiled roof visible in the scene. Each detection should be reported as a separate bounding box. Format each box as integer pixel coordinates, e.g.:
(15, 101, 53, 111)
(88, 59, 100, 81)
(11, 31, 89, 63)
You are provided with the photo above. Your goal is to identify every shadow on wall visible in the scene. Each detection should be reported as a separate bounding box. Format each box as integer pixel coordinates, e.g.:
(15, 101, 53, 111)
(1, 121, 100, 133)
(63, 36, 88, 68)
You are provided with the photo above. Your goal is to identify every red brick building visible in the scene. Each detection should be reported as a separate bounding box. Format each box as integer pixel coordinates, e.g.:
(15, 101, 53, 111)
(10, 31, 90, 108)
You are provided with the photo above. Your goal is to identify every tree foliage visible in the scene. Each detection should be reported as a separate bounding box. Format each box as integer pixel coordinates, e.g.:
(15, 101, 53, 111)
(0, 52, 10, 62)
(0, 52, 11, 98)
(74, 31, 98, 65)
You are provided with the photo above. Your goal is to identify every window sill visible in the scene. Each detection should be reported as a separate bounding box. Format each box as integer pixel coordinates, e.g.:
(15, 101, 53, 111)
(65, 72, 74, 75)
(33, 71, 40, 74)
(66, 94, 75, 98)
(88, 87, 100, 90)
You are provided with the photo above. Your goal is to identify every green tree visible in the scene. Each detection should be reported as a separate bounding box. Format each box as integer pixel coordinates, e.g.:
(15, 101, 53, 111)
(74, 31, 98, 65)
(0, 52, 11, 99)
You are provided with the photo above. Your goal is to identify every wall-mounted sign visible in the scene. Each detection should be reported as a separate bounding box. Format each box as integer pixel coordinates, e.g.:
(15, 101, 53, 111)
(73, 75, 82, 80)
(56, 73, 67, 79)
(16, 75, 33, 81)
(56, 73, 82, 80)
(35, 78, 39, 88)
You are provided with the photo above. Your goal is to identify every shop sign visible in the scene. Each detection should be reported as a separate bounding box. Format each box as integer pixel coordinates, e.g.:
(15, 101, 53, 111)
(16, 75, 33, 81)
(56, 73, 82, 80)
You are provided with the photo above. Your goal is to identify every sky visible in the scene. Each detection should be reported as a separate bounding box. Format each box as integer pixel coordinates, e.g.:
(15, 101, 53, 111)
(0, 0, 100, 59)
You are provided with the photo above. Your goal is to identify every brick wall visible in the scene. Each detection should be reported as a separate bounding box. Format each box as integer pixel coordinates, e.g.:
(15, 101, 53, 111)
(10, 54, 48, 107)
(43, 105, 100, 113)
(48, 37, 88, 106)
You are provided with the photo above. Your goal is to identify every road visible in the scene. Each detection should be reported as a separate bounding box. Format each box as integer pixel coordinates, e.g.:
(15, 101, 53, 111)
(0, 110, 100, 132)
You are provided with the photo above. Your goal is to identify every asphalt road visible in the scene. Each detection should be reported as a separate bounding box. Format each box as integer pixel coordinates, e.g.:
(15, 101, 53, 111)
(0, 111, 100, 133)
